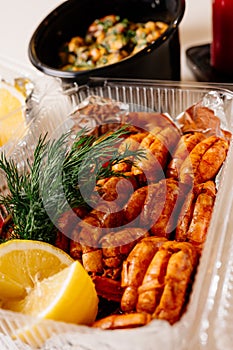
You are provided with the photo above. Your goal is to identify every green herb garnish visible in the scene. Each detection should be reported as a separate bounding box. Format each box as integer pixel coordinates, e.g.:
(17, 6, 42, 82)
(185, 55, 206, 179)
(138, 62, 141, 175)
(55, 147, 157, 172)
(0, 126, 144, 244)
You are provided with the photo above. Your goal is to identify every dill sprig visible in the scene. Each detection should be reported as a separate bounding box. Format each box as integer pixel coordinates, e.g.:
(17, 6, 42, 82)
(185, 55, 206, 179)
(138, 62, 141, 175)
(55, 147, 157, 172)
(62, 126, 144, 208)
(0, 135, 56, 242)
(0, 126, 145, 244)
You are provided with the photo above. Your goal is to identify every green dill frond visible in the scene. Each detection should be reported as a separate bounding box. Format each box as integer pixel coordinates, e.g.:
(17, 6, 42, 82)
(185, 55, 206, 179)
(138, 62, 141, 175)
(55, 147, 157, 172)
(0, 134, 56, 242)
(0, 125, 145, 243)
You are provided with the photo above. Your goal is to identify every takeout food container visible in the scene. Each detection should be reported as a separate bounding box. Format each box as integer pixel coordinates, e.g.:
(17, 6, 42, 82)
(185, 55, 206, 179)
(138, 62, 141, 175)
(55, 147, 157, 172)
(1, 78, 233, 350)
(0, 55, 36, 154)
(0, 55, 73, 193)
(28, 0, 185, 85)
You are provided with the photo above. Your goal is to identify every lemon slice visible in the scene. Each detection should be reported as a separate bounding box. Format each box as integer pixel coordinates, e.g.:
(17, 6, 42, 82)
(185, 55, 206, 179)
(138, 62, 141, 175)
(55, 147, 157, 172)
(0, 239, 98, 325)
(0, 81, 26, 147)
(5, 261, 98, 325)
(0, 239, 74, 300)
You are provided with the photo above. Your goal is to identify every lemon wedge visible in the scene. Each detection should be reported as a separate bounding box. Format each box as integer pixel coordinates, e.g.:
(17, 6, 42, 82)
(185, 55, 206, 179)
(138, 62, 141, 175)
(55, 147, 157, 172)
(0, 81, 26, 147)
(0, 239, 98, 325)
(5, 261, 98, 325)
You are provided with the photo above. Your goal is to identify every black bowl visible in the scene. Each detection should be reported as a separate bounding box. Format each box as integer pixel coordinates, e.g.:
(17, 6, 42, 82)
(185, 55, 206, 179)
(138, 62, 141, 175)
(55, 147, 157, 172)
(28, 0, 185, 85)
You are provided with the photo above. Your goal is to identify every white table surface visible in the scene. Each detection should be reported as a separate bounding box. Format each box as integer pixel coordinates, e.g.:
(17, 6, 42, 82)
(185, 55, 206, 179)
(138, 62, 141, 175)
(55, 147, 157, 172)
(0, 0, 212, 82)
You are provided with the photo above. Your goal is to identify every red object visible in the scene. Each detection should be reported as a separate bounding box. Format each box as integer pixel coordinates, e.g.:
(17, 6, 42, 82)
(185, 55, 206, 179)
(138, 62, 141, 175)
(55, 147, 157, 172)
(211, 0, 233, 74)
(0, 215, 4, 229)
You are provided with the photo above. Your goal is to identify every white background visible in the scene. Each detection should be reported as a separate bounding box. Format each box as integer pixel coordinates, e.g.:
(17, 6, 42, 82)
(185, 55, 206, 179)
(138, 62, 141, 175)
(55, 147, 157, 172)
(0, 0, 212, 81)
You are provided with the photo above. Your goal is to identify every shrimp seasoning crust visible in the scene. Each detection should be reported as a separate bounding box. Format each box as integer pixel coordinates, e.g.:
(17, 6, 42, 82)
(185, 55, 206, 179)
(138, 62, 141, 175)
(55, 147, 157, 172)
(0, 96, 231, 331)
